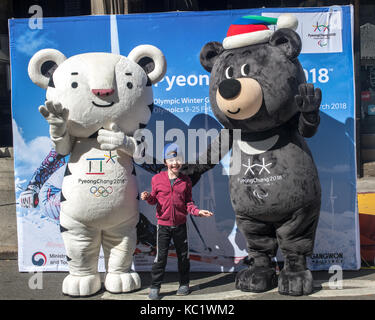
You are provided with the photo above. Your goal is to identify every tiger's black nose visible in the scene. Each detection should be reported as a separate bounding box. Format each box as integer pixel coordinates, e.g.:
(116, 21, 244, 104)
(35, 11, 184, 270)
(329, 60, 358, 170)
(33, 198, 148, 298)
(218, 79, 241, 99)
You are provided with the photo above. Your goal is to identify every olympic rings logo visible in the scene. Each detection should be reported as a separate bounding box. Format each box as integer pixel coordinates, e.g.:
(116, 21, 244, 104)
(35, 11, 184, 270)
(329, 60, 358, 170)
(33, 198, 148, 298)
(90, 186, 113, 197)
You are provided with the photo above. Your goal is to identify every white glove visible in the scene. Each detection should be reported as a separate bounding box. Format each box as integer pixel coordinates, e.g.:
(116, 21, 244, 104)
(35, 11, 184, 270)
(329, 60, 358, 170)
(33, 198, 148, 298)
(97, 123, 147, 159)
(19, 187, 39, 208)
(97, 124, 128, 151)
(39, 100, 69, 139)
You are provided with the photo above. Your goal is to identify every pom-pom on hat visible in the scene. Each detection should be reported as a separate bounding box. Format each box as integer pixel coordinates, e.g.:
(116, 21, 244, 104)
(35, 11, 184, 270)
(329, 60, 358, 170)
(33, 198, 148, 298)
(223, 13, 298, 50)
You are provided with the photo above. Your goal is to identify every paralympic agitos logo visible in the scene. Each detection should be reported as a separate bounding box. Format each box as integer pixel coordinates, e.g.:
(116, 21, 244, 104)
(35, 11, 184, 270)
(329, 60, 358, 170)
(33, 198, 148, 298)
(31, 251, 47, 266)
(313, 22, 329, 47)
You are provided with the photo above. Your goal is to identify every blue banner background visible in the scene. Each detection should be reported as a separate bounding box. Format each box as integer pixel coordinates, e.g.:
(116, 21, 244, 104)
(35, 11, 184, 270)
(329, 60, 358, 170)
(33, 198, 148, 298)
(9, 5, 359, 271)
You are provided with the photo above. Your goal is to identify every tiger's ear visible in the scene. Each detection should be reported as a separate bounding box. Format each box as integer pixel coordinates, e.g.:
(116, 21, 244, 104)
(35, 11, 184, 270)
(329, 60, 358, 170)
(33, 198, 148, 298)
(28, 49, 66, 88)
(128, 45, 167, 84)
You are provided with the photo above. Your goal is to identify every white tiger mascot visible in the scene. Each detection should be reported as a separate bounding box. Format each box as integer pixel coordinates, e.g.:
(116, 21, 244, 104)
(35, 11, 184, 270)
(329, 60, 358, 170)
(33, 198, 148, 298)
(28, 46, 166, 297)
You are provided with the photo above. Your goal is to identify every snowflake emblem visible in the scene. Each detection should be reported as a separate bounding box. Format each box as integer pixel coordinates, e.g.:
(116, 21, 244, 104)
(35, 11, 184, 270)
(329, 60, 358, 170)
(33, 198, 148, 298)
(242, 158, 272, 176)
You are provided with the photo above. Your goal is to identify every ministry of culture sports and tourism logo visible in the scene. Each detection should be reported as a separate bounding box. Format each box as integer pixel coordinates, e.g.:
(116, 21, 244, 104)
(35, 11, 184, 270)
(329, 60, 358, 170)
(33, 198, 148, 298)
(32, 251, 47, 266)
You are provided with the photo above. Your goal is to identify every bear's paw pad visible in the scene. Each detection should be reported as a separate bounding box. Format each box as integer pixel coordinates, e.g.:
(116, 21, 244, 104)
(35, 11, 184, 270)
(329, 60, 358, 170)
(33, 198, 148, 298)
(278, 269, 313, 296)
(104, 271, 141, 293)
(235, 267, 277, 293)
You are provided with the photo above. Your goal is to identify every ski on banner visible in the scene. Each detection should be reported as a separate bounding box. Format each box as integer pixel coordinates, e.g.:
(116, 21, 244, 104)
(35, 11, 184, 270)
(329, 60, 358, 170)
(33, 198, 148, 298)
(134, 245, 246, 267)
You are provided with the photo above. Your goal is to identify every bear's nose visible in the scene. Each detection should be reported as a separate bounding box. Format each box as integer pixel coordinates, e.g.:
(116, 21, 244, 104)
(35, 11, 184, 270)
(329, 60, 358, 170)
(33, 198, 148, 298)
(218, 79, 241, 99)
(92, 89, 115, 97)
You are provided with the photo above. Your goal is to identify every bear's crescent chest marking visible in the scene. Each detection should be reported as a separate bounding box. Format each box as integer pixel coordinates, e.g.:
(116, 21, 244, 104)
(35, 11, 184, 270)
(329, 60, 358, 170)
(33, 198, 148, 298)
(236, 134, 279, 155)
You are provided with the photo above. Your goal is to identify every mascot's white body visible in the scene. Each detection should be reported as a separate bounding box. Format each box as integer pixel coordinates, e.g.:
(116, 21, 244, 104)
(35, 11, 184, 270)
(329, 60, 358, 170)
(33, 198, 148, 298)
(28, 46, 166, 296)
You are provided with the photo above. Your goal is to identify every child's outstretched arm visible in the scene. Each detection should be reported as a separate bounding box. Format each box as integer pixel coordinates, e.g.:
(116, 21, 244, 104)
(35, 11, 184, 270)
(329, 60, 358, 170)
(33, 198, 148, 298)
(185, 178, 214, 217)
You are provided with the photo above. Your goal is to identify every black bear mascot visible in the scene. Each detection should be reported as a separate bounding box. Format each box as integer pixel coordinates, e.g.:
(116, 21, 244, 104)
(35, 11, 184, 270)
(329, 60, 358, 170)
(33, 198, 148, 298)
(199, 14, 322, 296)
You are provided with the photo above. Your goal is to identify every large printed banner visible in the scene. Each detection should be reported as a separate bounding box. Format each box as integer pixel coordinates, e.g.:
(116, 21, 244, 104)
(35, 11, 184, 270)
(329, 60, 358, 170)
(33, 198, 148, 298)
(9, 5, 359, 272)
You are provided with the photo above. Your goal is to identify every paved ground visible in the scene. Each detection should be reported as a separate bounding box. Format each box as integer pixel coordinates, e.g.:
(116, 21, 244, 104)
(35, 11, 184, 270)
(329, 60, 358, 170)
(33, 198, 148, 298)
(363, 161, 375, 178)
(357, 161, 375, 193)
(2, 259, 375, 300)
(0, 149, 17, 260)
(358, 177, 375, 193)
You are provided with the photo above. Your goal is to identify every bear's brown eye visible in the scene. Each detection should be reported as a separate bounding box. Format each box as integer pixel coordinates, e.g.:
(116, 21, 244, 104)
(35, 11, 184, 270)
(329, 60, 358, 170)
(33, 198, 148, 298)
(241, 64, 250, 76)
(71, 82, 78, 88)
(225, 66, 234, 79)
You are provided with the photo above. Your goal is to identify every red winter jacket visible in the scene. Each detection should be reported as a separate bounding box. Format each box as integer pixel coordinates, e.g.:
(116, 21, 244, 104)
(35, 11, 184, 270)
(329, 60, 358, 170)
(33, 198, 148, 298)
(146, 171, 200, 226)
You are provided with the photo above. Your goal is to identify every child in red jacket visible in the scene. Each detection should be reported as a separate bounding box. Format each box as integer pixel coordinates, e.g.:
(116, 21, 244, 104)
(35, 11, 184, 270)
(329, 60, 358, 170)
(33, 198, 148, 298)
(141, 143, 213, 300)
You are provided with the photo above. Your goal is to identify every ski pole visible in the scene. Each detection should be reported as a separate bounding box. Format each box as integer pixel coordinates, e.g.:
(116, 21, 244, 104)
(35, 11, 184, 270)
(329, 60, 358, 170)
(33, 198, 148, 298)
(189, 215, 212, 252)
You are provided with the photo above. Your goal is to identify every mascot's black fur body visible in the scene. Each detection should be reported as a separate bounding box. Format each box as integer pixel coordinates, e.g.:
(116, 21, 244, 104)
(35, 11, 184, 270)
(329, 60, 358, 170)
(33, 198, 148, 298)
(199, 27, 322, 296)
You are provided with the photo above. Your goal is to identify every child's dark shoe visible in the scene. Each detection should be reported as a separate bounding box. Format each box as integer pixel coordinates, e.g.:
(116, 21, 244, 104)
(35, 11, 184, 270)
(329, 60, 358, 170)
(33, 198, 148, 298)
(176, 284, 190, 296)
(148, 288, 161, 300)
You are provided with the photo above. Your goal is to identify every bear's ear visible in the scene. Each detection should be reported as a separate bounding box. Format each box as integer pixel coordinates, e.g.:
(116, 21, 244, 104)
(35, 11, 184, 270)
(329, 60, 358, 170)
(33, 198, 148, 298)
(200, 41, 223, 73)
(128, 45, 167, 84)
(28, 49, 66, 88)
(269, 29, 302, 60)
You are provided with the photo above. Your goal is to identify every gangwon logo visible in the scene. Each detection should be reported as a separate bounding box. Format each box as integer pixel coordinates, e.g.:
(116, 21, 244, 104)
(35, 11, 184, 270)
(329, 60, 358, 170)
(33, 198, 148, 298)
(31, 251, 47, 266)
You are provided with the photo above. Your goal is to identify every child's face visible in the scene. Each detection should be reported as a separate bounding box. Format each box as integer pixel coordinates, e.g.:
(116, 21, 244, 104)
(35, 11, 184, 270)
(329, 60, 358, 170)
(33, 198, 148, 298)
(165, 157, 182, 175)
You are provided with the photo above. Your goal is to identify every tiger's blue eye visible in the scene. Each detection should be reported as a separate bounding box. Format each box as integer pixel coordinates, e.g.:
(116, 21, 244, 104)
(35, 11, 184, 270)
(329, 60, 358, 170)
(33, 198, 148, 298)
(71, 82, 78, 88)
